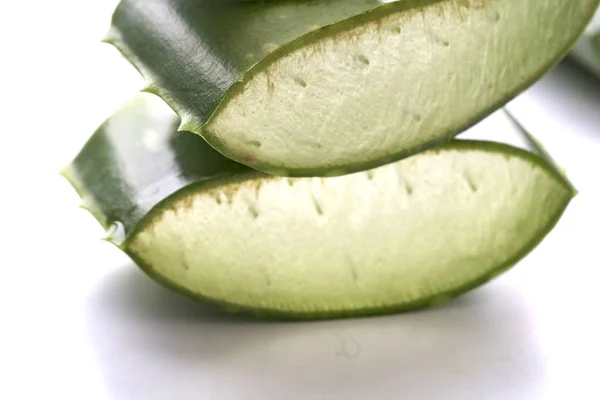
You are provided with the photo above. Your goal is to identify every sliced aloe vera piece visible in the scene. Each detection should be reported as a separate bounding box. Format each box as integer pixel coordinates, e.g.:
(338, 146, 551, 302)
(572, 9, 600, 77)
(63, 94, 575, 319)
(107, 0, 598, 176)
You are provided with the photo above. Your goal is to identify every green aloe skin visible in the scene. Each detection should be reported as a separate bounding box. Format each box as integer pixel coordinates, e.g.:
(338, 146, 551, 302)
(63, 95, 575, 319)
(106, 0, 599, 176)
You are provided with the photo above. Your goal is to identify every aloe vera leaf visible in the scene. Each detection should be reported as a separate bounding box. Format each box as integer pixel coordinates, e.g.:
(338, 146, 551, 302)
(572, 9, 600, 78)
(107, 0, 599, 176)
(62, 94, 575, 319)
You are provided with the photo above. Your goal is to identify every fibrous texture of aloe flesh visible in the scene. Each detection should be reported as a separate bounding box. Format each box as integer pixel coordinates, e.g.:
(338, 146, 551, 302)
(572, 8, 600, 77)
(63, 95, 575, 319)
(107, 0, 599, 176)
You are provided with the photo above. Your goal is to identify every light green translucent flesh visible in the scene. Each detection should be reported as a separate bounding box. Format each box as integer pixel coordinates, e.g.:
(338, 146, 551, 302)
(128, 147, 571, 314)
(205, 0, 590, 172)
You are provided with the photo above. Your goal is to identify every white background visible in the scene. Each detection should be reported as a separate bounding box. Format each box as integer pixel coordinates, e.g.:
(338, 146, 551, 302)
(1, 1, 599, 399)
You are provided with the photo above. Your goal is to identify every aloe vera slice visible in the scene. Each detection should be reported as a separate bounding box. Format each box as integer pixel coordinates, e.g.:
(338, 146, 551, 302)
(63, 94, 574, 319)
(107, 0, 598, 176)
(572, 9, 600, 77)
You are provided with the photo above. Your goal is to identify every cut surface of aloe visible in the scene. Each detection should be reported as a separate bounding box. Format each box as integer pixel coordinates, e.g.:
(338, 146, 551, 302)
(572, 9, 600, 77)
(107, 0, 598, 176)
(64, 94, 574, 319)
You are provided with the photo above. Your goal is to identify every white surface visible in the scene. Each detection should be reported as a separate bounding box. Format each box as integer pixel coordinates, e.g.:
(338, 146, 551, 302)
(1, 2, 600, 399)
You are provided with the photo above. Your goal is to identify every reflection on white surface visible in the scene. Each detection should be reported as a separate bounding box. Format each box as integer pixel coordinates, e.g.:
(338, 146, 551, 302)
(86, 267, 542, 400)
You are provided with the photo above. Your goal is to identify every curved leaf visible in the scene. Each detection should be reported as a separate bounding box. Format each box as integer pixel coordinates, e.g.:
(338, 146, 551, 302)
(63, 94, 575, 319)
(108, 0, 598, 176)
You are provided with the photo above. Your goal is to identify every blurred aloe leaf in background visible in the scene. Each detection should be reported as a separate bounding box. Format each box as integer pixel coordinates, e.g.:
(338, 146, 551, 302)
(572, 8, 600, 77)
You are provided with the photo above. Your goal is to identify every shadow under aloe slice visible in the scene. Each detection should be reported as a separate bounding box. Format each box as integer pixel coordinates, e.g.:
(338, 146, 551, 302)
(63, 94, 574, 320)
(107, 0, 598, 176)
